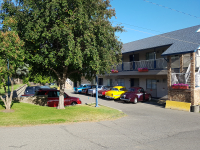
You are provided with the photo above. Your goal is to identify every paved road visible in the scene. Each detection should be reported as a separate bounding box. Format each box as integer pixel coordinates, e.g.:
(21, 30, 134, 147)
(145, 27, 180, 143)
(1, 90, 200, 150)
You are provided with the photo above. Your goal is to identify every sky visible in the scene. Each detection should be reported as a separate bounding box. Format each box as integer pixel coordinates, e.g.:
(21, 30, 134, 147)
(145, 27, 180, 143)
(109, 0, 200, 44)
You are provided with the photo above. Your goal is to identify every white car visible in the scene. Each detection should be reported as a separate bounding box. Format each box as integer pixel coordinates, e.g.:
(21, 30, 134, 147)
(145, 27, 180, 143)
(88, 85, 105, 96)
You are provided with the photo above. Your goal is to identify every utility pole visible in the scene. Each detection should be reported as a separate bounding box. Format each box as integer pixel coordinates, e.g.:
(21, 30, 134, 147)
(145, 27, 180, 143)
(95, 75, 99, 107)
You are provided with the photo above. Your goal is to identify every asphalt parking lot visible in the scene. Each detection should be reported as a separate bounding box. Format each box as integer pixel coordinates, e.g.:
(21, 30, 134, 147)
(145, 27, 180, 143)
(1, 90, 200, 150)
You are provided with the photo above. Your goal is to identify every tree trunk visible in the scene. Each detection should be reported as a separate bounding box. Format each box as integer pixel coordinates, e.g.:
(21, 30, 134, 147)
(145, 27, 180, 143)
(57, 81, 65, 109)
(0, 77, 14, 110)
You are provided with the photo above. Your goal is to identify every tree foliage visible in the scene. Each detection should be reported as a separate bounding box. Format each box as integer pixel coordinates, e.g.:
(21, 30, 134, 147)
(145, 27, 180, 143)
(0, 16, 24, 109)
(1, 0, 123, 109)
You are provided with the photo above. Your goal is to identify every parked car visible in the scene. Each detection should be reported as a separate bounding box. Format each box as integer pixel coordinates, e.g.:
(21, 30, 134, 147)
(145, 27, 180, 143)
(120, 87, 151, 104)
(88, 85, 105, 96)
(40, 85, 51, 89)
(35, 89, 82, 107)
(74, 84, 91, 93)
(81, 85, 96, 94)
(21, 86, 41, 97)
(98, 86, 113, 97)
(105, 86, 127, 100)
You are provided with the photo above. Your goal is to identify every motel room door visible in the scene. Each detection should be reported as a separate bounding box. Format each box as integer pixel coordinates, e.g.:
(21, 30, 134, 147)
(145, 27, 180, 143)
(130, 78, 139, 87)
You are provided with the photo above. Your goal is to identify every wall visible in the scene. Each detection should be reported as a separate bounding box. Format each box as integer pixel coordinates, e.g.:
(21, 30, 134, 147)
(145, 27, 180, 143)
(194, 88, 200, 105)
(122, 46, 169, 62)
(170, 90, 191, 103)
(77, 77, 93, 87)
(100, 75, 168, 98)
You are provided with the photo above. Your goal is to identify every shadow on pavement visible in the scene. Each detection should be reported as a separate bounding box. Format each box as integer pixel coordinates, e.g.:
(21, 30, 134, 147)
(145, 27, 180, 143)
(103, 98, 166, 108)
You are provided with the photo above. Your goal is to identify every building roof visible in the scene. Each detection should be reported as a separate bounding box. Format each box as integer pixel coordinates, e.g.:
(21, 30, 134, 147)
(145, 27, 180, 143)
(122, 25, 200, 56)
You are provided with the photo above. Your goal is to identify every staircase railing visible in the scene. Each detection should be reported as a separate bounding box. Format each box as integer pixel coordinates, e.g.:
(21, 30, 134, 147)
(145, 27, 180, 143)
(66, 78, 73, 87)
(185, 63, 191, 84)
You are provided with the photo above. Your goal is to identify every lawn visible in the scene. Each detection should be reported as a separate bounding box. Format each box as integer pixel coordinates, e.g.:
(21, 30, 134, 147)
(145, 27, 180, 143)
(0, 84, 25, 95)
(0, 101, 126, 127)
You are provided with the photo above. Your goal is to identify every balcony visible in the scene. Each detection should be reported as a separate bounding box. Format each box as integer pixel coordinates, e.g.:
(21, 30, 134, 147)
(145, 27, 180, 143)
(115, 58, 167, 72)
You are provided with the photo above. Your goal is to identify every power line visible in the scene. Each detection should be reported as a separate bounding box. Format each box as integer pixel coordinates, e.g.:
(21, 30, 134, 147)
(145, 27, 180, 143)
(143, 0, 200, 19)
(112, 23, 200, 45)
(112, 20, 164, 34)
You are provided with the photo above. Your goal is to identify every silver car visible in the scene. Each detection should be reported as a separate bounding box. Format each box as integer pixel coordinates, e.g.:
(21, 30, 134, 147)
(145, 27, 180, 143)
(88, 85, 105, 96)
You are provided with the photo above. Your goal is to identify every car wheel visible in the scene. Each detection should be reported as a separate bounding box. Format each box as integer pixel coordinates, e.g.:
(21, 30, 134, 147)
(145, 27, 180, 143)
(148, 96, 151, 101)
(133, 97, 138, 104)
(71, 102, 77, 106)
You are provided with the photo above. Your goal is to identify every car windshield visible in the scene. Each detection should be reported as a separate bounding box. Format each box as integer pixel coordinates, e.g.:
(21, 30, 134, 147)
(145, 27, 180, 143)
(79, 85, 83, 88)
(98, 86, 102, 88)
(112, 88, 119, 91)
(40, 86, 50, 89)
(92, 85, 96, 88)
(25, 87, 34, 93)
(128, 88, 135, 92)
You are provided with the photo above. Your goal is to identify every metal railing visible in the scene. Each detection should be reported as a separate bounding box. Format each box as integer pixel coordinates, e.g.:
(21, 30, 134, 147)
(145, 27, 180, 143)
(171, 73, 190, 87)
(117, 58, 167, 72)
(156, 58, 167, 69)
(135, 59, 154, 70)
(123, 62, 133, 71)
(66, 78, 73, 87)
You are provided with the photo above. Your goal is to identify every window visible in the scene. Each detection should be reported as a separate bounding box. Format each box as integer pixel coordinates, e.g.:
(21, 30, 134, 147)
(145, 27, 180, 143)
(128, 88, 135, 92)
(117, 79, 124, 86)
(146, 79, 157, 89)
(146, 52, 155, 60)
(138, 88, 144, 93)
(112, 88, 119, 91)
(48, 91, 58, 97)
(107, 79, 113, 86)
(37, 91, 47, 95)
(120, 88, 126, 91)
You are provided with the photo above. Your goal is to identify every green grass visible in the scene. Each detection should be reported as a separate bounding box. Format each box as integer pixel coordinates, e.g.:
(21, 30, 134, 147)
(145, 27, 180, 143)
(0, 84, 25, 95)
(50, 85, 58, 89)
(0, 101, 126, 127)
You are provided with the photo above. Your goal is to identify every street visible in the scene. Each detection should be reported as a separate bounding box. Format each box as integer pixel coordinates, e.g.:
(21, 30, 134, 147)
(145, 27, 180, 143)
(1, 90, 200, 150)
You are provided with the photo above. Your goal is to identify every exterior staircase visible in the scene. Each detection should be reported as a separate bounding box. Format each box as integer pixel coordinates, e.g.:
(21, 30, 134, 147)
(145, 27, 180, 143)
(65, 78, 73, 90)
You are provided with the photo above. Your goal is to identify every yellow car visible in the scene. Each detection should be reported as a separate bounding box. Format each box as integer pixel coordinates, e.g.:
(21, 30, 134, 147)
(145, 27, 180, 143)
(105, 86, 127, 100)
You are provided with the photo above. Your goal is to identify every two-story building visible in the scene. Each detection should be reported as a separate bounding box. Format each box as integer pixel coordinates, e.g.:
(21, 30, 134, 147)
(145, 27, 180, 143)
(96, 25, 200, 100)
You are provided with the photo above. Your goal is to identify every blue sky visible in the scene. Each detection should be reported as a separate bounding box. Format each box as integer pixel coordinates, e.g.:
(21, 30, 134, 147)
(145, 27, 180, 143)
(110, 0, 200, 44)
(1, 0, 200, 45)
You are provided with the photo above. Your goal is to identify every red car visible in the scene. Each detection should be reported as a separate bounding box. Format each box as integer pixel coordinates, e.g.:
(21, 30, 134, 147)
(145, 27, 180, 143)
(120, 87, 151, 104)
(35, 89, 82, 107)
(98, 86, 113, 97)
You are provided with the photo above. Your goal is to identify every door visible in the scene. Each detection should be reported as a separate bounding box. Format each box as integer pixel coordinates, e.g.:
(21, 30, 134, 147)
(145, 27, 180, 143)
(134, 54, 139, 61)
(57, 91, 71, 106)
(47, 91, 59, 107)
(146, 79, 157, 97)
(99, 78, 103, 85)
(137, 88, 144, 101)
(130, 78, 139, 87)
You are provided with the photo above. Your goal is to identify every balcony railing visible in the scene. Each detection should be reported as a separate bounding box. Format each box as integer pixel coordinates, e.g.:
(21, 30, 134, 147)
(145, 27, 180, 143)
(115, 58, 168, 72)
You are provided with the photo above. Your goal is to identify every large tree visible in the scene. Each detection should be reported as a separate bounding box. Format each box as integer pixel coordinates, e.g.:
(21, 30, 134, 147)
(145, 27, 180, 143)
(1, 0, 123, 109)
(0, 16, 24, 110)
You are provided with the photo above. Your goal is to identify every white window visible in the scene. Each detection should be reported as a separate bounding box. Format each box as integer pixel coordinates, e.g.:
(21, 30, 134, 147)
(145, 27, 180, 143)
(107, 79, 113, 86)
(117, 79, 124, 86)
(146, 79, 157, 89)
